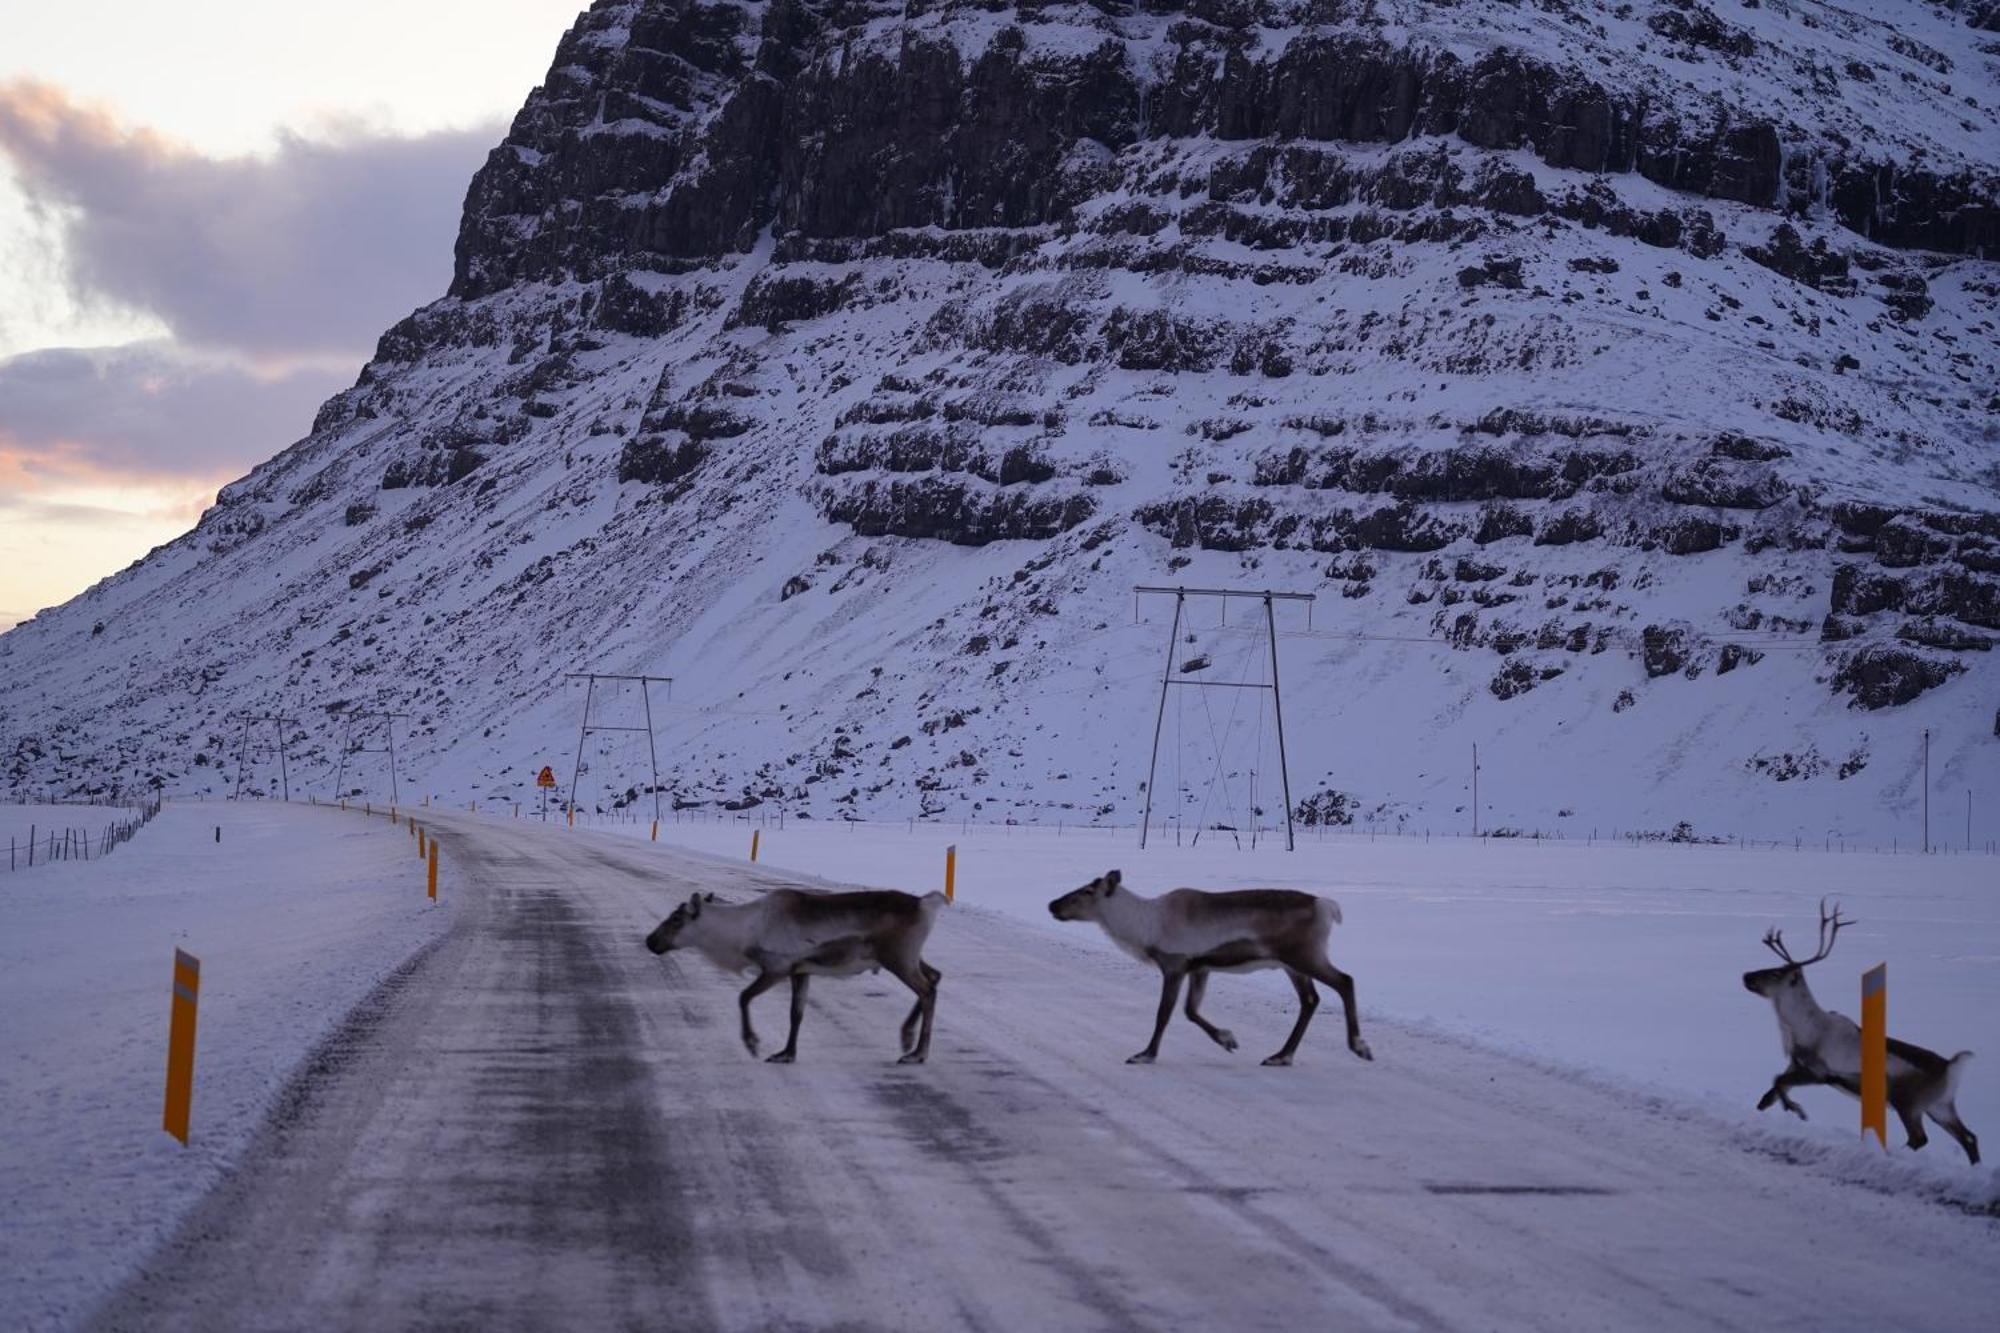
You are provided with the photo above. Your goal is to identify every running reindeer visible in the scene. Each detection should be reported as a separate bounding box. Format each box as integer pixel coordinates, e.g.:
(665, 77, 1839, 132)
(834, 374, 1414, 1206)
(1743, 898, 1978, 1163)
(1048, 869, 1372, 1067)
(645, 888, 946, 1063)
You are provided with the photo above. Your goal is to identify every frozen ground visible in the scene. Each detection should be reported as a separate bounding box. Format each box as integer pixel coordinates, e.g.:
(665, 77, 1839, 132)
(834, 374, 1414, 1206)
(579, 810, 2000, 1192)
(0, 801, 451, 1331)
(89, 809, 2000, 1331)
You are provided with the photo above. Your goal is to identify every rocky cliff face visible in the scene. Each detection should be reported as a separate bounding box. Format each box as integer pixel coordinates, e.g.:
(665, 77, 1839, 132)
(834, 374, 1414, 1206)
(4, 0, 1998, 840)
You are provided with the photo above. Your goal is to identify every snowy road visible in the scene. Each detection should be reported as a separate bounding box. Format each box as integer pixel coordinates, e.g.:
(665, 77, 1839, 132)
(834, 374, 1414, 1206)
(92, 810, 1998, 1331)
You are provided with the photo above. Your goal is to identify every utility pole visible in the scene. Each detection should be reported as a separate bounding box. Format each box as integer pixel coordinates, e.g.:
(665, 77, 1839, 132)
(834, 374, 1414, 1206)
(565, 673, 670, 821)
(1133, 585, 1313, 852)
(1922, 728, 1930, 855)
(1264, 593, 1297, 854)
(231, 713, 299, 801)
(1139, 591, 1184, 851)
(333, 710, 408, 804)
(1471, 743, 1481, 838)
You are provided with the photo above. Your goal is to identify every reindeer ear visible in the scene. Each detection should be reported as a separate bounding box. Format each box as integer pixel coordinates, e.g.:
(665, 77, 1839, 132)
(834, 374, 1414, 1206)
(687, 894, 703, 919)
(1105, 869, 1122, 891)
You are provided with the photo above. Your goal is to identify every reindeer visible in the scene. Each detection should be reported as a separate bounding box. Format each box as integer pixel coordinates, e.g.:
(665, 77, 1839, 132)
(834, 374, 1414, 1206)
(645, 888, 946, 1063)
(1048, 869, 1372, 1067)
(1743, 898, 1978, 1164)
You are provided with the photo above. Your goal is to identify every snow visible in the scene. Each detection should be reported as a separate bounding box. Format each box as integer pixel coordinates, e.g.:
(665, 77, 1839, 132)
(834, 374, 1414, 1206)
(69, 807, 2000, 1329)
(0, 800, 452, 1332)
(3, 1, 1997, 850)
(0, 804, 152, 868)
(580, 808, 2000, 1202)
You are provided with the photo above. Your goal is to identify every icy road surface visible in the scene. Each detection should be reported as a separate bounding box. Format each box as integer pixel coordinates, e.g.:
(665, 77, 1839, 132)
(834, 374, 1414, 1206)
(93, 810, 1998, 1331)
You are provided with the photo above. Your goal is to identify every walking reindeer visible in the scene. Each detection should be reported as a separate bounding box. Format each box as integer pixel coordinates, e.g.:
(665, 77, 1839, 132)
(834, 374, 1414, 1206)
(645, 888, 946, 1063)
(1049, 870, 1372, 1066)
(1742, 898, 1978, 1164)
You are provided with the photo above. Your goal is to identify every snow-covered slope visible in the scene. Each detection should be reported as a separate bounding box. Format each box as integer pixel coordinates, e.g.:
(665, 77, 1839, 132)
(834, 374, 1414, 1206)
(3, 0, 1997, 841)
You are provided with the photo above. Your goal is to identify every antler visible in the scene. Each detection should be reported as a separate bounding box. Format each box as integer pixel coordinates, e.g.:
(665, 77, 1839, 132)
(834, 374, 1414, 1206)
(1761, 898, 1854, 967)
(1806, 896, 1853, 964)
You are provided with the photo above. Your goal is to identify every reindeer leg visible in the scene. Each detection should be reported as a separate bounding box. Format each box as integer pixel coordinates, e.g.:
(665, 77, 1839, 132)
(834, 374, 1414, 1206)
(1296, 952, 1372, 1062)
(886, 957, 939, 1065)
(1895, 1099, 1930, 1153)
(1182, 970, 1238, 1052)
(1130, 967, 1185, 1064)
(900, 962, 940, 1055)
(766, 974, 809, 1064)
(1262, 969, 1319, 1067)
(737, 971, 783, 1057)
(1928, 1103, 1980, 1166)
(1756, 1062, 1816, 1120)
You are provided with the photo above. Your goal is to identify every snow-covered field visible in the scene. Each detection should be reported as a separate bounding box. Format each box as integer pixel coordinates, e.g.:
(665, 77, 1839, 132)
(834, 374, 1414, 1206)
(580, 811, 2000, 1190)
(0, 801, 451, 1331)
(0, 804, 149, 868)
(4, 801, 1994, 1329)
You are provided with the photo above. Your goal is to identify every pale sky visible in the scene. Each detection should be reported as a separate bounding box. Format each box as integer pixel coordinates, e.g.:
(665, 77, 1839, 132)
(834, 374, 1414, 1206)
(0, 1, 587, 630)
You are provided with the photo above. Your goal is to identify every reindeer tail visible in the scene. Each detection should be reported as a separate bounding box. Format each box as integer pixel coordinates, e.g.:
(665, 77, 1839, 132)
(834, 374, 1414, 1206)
(1318, 896, 1344, 927)
(1946, 1051, 1974, 1099)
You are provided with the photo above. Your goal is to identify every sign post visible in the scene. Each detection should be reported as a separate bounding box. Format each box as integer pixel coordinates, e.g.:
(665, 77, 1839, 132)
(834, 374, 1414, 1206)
(536, 765, 557, 821)
(1861, 964, 1888, 1150)
(163, 950, 200, 1144)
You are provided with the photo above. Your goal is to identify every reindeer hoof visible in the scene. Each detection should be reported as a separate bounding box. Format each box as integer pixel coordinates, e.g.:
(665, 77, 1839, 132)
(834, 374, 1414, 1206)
(1350, 1039, 1374, 1062)
(897, 1051, 927, 1065)
(1126, 1052, 1156, 1065)
(1261, 1053, 1293, 1067)
(743, 1037, 760, 1057)
(765, 1051, 795, 1064)
(1786, 1103, 1808, 1122)
(1214, 1030, 1239, 1052)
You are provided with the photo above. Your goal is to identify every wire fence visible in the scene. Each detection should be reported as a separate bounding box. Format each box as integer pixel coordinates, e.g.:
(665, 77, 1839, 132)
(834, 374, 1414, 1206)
(512, 802, 2000, 858)
(4, 794, 164, 874)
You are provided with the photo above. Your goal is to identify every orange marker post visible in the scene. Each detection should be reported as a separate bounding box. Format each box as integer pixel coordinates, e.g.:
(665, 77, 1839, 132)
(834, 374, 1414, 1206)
(417, 827, 426, 860)
(1861, 963, 1888, 1150)
(163, 949, 200, 1144)
(750, 829, 761, 862)
(650, 819, 658, 842)
(945, 845, 957, 903)
(567, 808, 575, 829)
(428, 842, 439, 901)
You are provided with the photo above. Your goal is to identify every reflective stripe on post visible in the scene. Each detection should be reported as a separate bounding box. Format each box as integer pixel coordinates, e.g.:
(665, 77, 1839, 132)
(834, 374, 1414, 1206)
(164, 949, 200, 1144)
(1861, 964, 1887, 1150)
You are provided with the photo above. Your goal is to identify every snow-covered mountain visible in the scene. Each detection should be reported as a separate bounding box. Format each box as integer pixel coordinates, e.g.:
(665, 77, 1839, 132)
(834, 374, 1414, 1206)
(4, 0, 1998, 841)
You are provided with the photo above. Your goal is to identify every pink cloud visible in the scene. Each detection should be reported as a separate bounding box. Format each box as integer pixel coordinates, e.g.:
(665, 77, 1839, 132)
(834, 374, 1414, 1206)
(0, 79, 495, 360)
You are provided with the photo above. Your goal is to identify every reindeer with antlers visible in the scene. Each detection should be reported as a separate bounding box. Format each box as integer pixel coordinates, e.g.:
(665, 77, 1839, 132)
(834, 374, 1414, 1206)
(1742, 898, 1978, 1164)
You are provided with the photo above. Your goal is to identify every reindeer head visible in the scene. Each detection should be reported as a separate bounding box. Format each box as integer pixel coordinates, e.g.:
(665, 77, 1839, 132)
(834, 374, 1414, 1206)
(645, 892, 718, 954)
(1049, 869, 1122, 922)
(1743, 898, 1852, 998)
